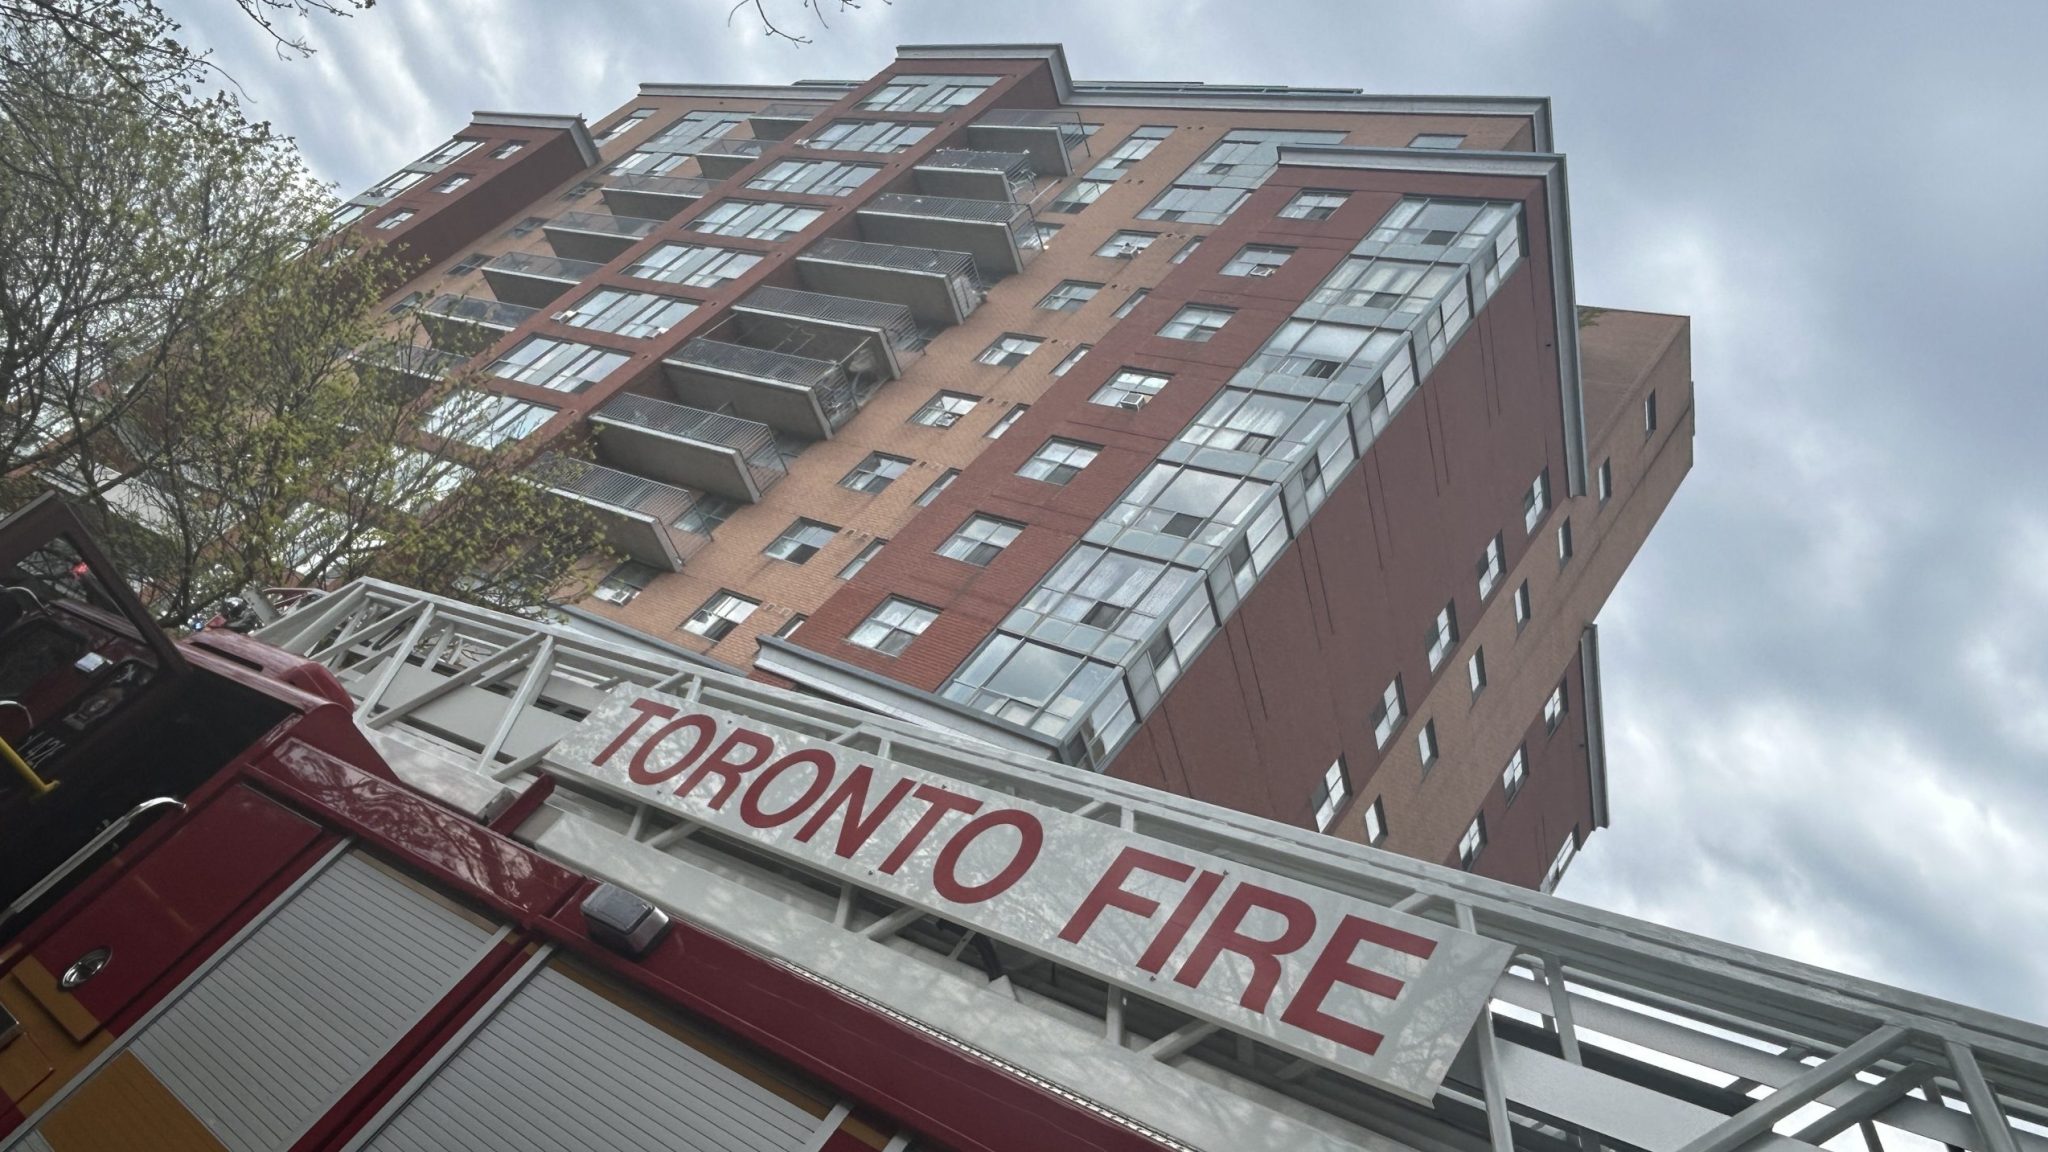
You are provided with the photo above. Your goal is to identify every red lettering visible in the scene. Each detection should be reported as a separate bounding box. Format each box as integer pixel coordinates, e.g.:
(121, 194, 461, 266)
(627, 714, 717, 786)
(878, 784, 982, 875)
(673, 726, 777, 809)
(739, 749, 838, 829)
(1173, 883, 1317, 1012)
(1136, 869, 1224, 973)
(1278, 913, 1433, 1056)
(932, 810, 1043, 903)
(1057, 847, 1196, 946)
(591, 698, 678, 766)
(793, 764, 917, 859)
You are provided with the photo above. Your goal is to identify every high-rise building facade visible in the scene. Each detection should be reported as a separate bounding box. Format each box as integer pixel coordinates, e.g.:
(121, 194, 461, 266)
(346, 44, 1692, 891)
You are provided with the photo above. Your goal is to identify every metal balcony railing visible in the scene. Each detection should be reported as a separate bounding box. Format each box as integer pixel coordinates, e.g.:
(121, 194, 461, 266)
(697, 138, 769, 161)
(799, 237, 980, 283)
(549, 211, 660, 241)
(594, 394, 786, 492)
(538, 455, 712, 565)
(864, 193, 1033, 229)
(351, 341, 468, 381)
(604, 173, 717, 202)
(734, 286, 921, 351)
(920, 149, 1037, 183)
(418, 294, 538, 331)
(668, 339, 860, 430)
(754, 102, 830, 120)
(973, 107, 1089, 146)
(484, 251, 604, 283)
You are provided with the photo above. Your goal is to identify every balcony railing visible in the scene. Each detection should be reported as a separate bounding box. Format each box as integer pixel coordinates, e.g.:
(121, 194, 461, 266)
(481, 251, 602, 307)
(592, 393, 786, 498)
(795, 238, 983, 328)
(351, 341, 468, 383)
(418, 294, 537, 332)
(735, 286, 920, 349)
(973, 107, 1089, 144)
(750, 102, 829, 140)
(538, 455, 711, 570)
(601, 173, 717, 218)
(545, 211, 661, 260)
(800, 237, 978, 282)
(694, 138, 769, 179)
(857, 194, 1037, 275)
(914, 149, 1036, 202)
(966, 109, 1089, 176)
(920, 148, 1036, 182)
(665, 338, 859, 435)
(865, 193, 1033, 227)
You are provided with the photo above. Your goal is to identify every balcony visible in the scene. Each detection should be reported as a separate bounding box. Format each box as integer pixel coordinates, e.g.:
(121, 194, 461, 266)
(482, 251, 603, 307)
(417, 294, 537, 350)
(695, 138, 769, 180)
(601, 173, 717, 220)
(538, 456, 711, 572)
(350, 341, 468, 394)
(729, 285, 921, 383)
(796, 238, 981, 328)
(542, 211, 661, 262)
(748, 102, 829, 141)
(913, 149, 1036, 202)
(590, 393, 786, 503)
(857, 194, 1036, 277)
(662, 339, 859, 441)
(966, 109, 1088, 177)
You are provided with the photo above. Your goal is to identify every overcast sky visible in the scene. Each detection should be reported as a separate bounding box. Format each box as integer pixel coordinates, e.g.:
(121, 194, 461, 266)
(173, 0, 2048, 1021)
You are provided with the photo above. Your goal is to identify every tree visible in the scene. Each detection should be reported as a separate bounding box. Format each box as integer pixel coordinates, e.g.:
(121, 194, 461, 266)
(1, 2, 608, 624)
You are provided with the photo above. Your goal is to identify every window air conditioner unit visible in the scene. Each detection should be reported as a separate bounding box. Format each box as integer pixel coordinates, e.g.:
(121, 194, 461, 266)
(592, 585, 635, 605)
(1248, 266, 1276, 277)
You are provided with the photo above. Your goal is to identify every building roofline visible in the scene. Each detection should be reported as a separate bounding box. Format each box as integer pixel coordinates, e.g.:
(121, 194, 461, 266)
(635, 81, 857, 101)
(1074, 90, 1552, 148)
(1579, 625, 1611, 829)
(896, 42, 1073, 100)
(472, 111, 601, 167)
(1277, 144, 1585, 493)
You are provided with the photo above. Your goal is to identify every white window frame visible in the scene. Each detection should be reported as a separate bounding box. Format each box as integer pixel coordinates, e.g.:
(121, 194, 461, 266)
(910, 391, 980, 427)
(938, 514, 1022, 567)
(763, 518, 838, 564)
(1089, 368, 1170, 411)
(1019, 438, 1100, 485)
(1311, 756, 1350, 832)
(849, 597, 939, 656)
(1279, 189, 1349, 221)
(1159, 304, 1234, 342)
(682, 590, 757, 641)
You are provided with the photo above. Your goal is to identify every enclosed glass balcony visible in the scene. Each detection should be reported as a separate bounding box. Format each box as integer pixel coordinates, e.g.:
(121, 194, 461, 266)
(795, 238, 981, 327)
(590, 393, 786, 503)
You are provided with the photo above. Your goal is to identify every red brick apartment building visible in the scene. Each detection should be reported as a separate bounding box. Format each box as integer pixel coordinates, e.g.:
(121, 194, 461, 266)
(341, 43, 1692, 890)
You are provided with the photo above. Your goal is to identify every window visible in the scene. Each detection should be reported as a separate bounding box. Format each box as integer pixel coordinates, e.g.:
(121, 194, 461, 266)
(840, 452, 910, 494)
(554, 288, 696, 339)
(1524, 469, 1549, 533)
(805, 119, 932, 153)
(489, 336, 628, 393)
(1311, 757, 1350, 832)
(1170, 236, 1203, 265)
(1048, 180, 1112, 214)
(1371, 677, 1405, 748)
(1598, 458, 1613, 505)
(387, 291, 423, 315)
(856, 75, 994, 113)
(506, 215, 546, 237)
(597, 108, 654, 145)
(838, 538, 885, 580)
(1458, 815, 1487, 870)
(1467, 647, 1488, 697)
(421, 138, 480, 165)
(331, 205, 368, 229)
(449, 251, 488, 275)
(1051, 345, 1091, 377)
(626, 243, 762, 288)
(1090, 368, 1170, 411)
(1018, 438, 1099, 485)
(1477, 533, 1505, 599)
(775, 614, 807, 640)
(1310, 258, 1461, 313)
(423, 391, 555, 450)
(1159, 304, 1234, 342)
(911, 390, 979, 427)
(1141, 186, 1249, 223)
(1037, 281, 1101, 313)
(1362, 798, 1388, 846)
(745, 159, 879, 197)
(939, 515, 1022, 566)
(682, 590, 756, 641)
(592, 561, 660, 605)
(849, 597, 938, 656)
(1645, 391, 1659, 433)
(1514, 580, 1531, 628)
(1092, 126, 1170, 173)
(1557, 518, 1574, 567)
(1222, 244, 1293, 277)
(375, 210, 414, 231)
(941, 635, 1133, 752)
(367, 169, 427, 198)
(435, 174, 471, 194)
(559, 179, 599, 201)
(1280, 189, 1349, 221)
(763, 518, 838, 564)
(1031, 222, 1062, 249)
(987, 405, 1028, 439)
(610, 150, 687, 176)
(1426, 602, 1458, 670)
(915, 469, 959, 507)
(1095, 230, 1158, 258)
(977, 334, 1043, 367)
(1502, 745, 1528, 804)
(1369, 198, 1517, 248)
(1111, 288, 1150, 319)
(691, 199, 823, 241)
(1542, 831, 1579, 893)
(490, 140, 526, 160)
(1417, 720, 1439, 774)
(1410, 133, 1466, 149)
(1545, 682, 1568, 732)
(858, 83, 917, 111)
(676, 495, 738, 536)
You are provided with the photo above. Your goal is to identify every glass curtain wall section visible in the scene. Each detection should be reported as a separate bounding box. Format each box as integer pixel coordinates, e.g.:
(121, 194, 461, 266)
(936, 197, 1528, 769)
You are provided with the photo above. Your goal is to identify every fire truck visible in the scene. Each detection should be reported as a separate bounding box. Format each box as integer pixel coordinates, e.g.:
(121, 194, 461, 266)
(3, 491, 2046, 1152)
